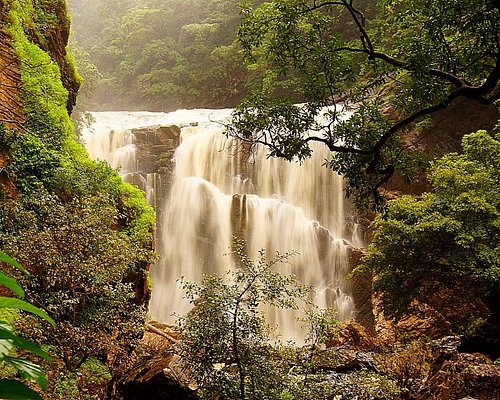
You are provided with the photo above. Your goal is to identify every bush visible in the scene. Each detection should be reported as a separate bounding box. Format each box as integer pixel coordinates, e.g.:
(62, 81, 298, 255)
(360, 130, 500, 320)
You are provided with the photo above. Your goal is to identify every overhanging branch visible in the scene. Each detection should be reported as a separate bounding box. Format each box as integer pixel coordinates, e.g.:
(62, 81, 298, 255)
(304, 136, 371, 154)
(310, 1, 468, 88)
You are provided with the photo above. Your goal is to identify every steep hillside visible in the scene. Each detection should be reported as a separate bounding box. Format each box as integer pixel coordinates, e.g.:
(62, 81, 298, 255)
(0, 1, 155, 397)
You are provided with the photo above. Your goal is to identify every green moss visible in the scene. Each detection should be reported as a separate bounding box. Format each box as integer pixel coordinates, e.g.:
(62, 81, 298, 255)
(120, 182, 156, 246)
(4, 1, 155, 245)
(52, 359, 111, 400)
(65, 51, 83, 87)
(0, 308, 20, 325)
(80, 358, 111, 385)
(146, 271, 153, 292)
(8, 1, 73, 151)
(53, 373, 79, 399)
(0, 360, 17, 379)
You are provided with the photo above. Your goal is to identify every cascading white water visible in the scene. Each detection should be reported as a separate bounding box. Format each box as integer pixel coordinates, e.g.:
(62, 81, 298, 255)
(82, 108, 362, 343)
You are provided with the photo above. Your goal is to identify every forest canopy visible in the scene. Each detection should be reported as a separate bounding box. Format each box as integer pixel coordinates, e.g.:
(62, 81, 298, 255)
(67, 0, 254, 110)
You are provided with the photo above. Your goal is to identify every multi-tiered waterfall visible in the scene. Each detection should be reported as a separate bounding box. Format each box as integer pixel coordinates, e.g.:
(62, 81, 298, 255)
(82, 108, 362, 342)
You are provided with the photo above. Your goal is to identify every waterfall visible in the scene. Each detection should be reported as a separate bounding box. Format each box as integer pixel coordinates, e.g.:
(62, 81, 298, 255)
(82, 108, 362, 343)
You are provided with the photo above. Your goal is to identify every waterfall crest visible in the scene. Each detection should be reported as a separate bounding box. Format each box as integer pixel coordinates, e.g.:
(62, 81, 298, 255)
(82, 108, 362, 343)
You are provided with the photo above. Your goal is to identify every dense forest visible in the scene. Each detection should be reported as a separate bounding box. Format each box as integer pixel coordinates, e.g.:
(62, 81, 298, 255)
(67, 0, 260, 111)
(0, 0, 499, 399)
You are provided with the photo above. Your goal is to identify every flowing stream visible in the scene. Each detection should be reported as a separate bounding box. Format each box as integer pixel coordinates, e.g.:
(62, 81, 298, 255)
(82, 108, 362, 342)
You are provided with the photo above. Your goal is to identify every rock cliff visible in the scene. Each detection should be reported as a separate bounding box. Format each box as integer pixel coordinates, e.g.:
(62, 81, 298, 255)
(0, 0, 79, 118)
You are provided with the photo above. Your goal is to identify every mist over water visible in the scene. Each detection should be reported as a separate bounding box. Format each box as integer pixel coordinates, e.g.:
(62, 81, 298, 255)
(82, 108, 362, 343)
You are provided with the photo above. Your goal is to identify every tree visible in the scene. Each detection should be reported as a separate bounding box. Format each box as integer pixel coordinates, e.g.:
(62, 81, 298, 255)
(359, 129, 500, 321)
(177, 241, 309, 400)
(227, 0, 500, 207)
(176, 242, 403, 400)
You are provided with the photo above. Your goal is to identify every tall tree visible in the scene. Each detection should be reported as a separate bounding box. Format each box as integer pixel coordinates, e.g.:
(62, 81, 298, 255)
(227, 0, 500, 207)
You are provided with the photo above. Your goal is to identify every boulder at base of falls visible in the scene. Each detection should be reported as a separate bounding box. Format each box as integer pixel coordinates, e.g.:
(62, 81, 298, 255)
(326, 320, 376, 351)
(372, 297, 452, 344)
(114, 321, 199, 400)
(348, 250, 376, 334)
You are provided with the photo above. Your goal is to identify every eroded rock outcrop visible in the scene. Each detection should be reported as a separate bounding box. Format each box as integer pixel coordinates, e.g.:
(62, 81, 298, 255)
(417, 345, 500, 400)
(115, 322, 198, 400)
(0, 30, 24, 125)
(126, 124, 179, 213)
(26, 0, 79, 112)
(326, 320, 376, 351)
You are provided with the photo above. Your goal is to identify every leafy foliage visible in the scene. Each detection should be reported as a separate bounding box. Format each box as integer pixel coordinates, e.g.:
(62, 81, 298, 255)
(228, 0, 500, 207)
(0, 2, 156, 397)
(360, 130, 500, 319)
(176, 242, 409, 399)
(0, 251, 54, 400)
(0, 187, 151, 373)
(49, 357, 111, 400)
(375, 339, 433, 399)
(67, 0, 257, 110)
(178, 241, 308, 400)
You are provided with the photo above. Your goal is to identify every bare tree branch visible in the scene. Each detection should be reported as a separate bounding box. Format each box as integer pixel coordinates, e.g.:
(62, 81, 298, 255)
(304, 135, 371, 154)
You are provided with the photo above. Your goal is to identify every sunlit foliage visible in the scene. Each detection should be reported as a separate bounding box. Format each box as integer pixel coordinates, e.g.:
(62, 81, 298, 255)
(229, 0, 500, 207)
(360, 130, 500, 320)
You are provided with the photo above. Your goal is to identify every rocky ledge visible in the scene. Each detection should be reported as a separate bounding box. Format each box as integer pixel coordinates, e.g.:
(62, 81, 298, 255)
(113, 320, 500, 400)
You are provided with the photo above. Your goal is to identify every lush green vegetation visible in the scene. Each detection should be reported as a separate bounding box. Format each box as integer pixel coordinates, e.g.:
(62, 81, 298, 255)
(228, 0, 500, 207)
(1, 0, 499, 398)
(0, 1, 155, 398)
(177, 242, 402, 400)
(67, 0, 263, 110)
(360, 130, 500, 324)
(0, 251, 55, 400)
(178, 242, 307, 400)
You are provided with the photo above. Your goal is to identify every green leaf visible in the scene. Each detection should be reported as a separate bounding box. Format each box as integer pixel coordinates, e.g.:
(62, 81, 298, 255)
(0, 327, 52, 362)
(0, 253, 28, 275)
(4, 357, 47, 390)
(0, 379, 42, 400)
(0, 272, 25, 298)
(0, 321, 14, 360)
(0, 338, 14, 360)
(0, 298, 55, 326)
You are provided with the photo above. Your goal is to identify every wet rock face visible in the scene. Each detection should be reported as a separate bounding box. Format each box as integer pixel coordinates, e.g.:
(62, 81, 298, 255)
(126, 124, 180, 213)
(346, 246, 376, 333)
(327, 320, 376, 351)
(373, 297, 455, 345)
(0, 31, 24, 125)
(38, 0, 80, 112)
(132, 125, 180, 173)
(1, 2, 80, 116)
